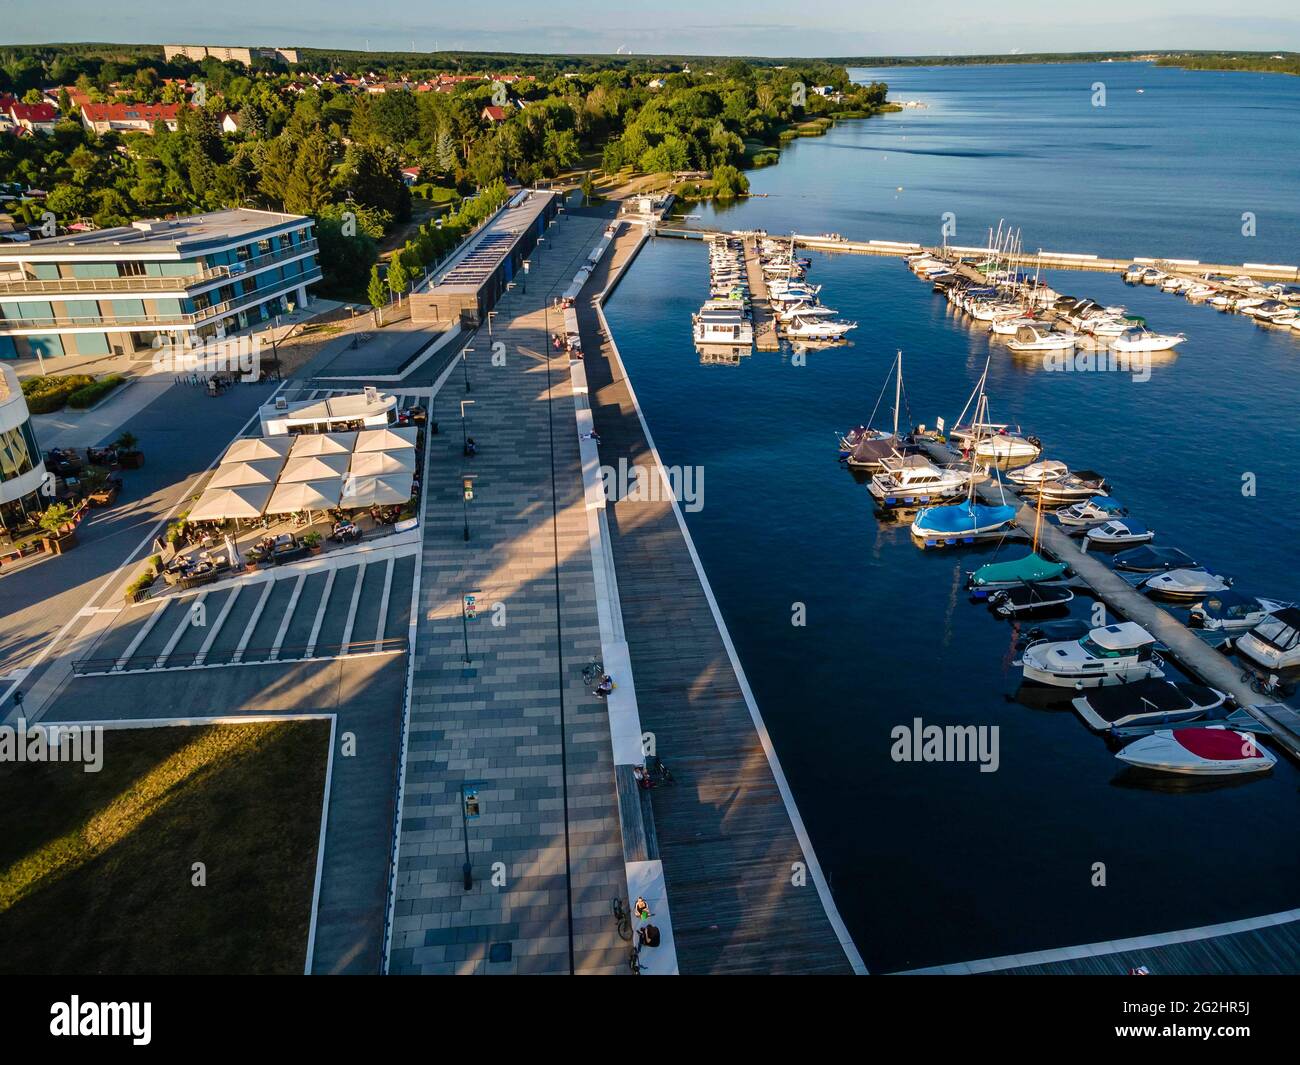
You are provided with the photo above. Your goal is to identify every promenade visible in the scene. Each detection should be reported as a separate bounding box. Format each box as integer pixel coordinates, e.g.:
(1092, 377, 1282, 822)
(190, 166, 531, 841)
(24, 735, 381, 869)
(389, 205, 628, 975)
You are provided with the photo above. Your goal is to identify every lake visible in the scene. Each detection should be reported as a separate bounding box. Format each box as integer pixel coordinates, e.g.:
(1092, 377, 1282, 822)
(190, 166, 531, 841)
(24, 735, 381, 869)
(604, 62, 1300, 972)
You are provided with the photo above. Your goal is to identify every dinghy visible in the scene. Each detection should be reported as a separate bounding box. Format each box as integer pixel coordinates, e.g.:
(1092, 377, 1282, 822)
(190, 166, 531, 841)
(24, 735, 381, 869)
(1188, 591, 1291, 632)
(989, 583, 1075, 617)
(1235, 607, 1300, 672)
(1056, 495, 1126, 527)
(1144, 568, 1232, 600)
(1116, 728, 1276, 776)
(1072, 678, 1226, 731)
(1086, 519, 1155, 548)
(1020, 621, 1164, 688)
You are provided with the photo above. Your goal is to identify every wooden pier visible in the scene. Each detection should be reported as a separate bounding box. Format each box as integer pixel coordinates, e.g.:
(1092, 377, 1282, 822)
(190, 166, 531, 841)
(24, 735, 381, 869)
(918, 439, 1300, 760)
(740, 236, 781, 350)
(657, 227, 1300, 284)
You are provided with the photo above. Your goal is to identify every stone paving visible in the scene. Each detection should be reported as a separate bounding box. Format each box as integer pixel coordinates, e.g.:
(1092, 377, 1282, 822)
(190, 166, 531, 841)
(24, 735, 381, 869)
(389, 206, 629, 975)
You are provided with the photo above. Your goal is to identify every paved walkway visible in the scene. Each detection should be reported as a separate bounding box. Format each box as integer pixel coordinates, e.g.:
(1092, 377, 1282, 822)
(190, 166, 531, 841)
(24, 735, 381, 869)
(389, 209, 629, 975)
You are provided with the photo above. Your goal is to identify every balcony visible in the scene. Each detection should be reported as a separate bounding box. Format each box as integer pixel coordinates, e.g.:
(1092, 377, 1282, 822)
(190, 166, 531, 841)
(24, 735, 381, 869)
(0, 238, 319, 297)
(0, 267, 323, 332)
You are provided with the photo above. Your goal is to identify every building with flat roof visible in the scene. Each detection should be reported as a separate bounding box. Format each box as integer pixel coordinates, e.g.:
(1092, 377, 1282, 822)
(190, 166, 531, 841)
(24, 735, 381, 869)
(0, 208, 320, 362)
(163, 45, 299, 66)
(410, 189, 559, 327)
(0, 363, 47, 528)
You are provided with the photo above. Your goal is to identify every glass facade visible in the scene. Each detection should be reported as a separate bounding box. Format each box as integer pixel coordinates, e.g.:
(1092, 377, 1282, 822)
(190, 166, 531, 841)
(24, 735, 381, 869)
(0, 417, 39, 485)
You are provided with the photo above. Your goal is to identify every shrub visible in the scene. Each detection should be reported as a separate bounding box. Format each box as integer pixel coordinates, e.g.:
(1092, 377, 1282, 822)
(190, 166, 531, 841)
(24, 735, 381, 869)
(67, 374, 125, 409)
(22, 374, 96, 414)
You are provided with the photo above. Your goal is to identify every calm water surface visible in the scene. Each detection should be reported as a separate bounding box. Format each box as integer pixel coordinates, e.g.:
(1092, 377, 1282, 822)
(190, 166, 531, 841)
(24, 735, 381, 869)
(605, 63, 1300, 972)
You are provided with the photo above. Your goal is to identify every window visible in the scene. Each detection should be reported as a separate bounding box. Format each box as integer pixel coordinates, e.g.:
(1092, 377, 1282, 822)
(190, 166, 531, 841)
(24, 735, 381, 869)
(0, 419, 40, 484)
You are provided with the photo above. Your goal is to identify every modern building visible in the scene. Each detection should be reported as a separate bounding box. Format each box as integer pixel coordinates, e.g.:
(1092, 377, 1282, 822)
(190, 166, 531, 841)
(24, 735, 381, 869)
(0, 363, 47, 529)
(410, 189, 558, 327)
(0, 208, 320, 362)
(163, 45, 299, 66)
(80, 102, 184, 135)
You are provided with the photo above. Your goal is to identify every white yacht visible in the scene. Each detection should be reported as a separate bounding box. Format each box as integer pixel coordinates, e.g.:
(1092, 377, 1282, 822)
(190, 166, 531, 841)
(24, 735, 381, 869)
(1007, 459, 1068, 487)
(776, 300, 838, 322)
(784, 314, 856, 340)
(1020, 621, 1164, 688)
(1112, 329, 1185, 353)
(990, 315, 1037, 336)
(1006, 325, 1078, 352)
(869, 453, 971, 507)
(1085, 519, 1155, 547)
(1235, 607, 1300, 671)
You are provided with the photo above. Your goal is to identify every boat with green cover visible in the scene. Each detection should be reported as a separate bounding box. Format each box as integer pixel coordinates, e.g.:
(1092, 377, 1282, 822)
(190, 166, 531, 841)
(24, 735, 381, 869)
(967, 551, 1069, 593)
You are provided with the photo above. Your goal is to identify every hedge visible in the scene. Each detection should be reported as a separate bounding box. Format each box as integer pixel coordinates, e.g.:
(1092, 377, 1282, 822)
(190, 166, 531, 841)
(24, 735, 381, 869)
(67, 374, 125, 409)
(22, 374, 96, 414)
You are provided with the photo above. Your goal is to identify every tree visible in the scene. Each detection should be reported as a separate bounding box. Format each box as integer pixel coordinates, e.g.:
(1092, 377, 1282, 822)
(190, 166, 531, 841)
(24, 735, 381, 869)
(580, 170, 595, 205)
(367, 263, 388, 325)
(38, 502, 73, 538)
(435, 126, 457, 173)
(338, 142, 410, 222)
(258, 134, 298, 208)
(284, 131, 333, 215)
(387, 256, 409, 301)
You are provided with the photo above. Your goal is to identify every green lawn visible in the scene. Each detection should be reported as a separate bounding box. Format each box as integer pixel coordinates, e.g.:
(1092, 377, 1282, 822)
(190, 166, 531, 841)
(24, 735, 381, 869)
(0, 719, 330, 975)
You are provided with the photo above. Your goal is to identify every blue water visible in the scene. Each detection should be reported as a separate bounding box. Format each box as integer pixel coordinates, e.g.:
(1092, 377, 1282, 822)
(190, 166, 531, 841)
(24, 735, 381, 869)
(606, 63, 1300, 973)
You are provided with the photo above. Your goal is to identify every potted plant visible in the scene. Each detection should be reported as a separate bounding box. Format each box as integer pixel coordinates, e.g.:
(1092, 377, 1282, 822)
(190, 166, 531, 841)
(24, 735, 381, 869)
(38, 502, 77, 554)
(303, 531, 323, 554)
(115, 431, 144, 469)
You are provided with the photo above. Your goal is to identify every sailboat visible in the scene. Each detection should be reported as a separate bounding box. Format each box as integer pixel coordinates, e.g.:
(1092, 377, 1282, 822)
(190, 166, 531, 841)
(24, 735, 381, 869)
(968, 466, 1068, 593)
(845, 352, 916, 469)
(911, 365, 1017, 544)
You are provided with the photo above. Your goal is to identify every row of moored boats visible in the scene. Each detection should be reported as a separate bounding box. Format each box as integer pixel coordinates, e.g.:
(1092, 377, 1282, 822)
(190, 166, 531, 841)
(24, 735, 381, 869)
(1122, 263, 1300, 331)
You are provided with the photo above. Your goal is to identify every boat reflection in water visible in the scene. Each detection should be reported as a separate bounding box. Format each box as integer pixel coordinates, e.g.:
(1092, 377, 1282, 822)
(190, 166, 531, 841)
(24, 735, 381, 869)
(695, 342, 751, 366)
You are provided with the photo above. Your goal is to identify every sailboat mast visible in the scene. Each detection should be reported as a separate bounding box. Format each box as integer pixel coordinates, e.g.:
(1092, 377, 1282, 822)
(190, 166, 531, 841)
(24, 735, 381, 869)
(892, 350, 902, 440)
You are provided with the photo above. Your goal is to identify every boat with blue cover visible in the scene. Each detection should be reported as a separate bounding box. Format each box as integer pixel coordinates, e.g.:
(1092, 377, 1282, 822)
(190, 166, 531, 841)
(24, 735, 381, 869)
(911, 501, 1017, 542)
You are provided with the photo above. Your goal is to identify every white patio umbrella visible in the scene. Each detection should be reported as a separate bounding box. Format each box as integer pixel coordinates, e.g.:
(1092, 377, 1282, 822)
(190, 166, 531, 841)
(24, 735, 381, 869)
(289, 431, 357, 458)
(354, 426, 418, 453)
(340, 473, 414, 508)
(266, 478, 344, 515)
(349, 449, 417, 476)
(188, 483, 274, 522)
(222, 436, 294, 463)
(208, 457, 286, 489)
(279, 453, 352, 483)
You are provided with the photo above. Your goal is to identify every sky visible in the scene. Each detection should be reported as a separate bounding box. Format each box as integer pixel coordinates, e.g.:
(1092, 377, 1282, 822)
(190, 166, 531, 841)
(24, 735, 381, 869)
(3, 1, 1299, 57)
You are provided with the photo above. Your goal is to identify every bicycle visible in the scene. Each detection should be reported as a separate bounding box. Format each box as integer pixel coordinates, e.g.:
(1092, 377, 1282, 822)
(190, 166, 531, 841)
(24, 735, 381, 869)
(611, 897, 632, 942)
(629, 945, 644, 975)
(1241, 670, 1287, 698)
(582, 660, 605, 687)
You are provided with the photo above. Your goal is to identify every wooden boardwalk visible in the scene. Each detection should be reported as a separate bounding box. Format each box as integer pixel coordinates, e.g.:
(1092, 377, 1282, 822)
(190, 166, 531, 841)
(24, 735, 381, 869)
(573, 209, 860, 974)
(740, 237, 781, 350)
(900, 907, 1300, 975)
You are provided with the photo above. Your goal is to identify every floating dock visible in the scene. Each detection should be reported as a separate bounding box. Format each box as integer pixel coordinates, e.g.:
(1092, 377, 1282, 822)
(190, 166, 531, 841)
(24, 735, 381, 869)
(917, 439, 1300, 760)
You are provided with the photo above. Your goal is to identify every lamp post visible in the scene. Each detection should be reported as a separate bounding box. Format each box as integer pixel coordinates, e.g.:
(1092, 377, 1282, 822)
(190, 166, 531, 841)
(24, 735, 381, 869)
(486, 310, 497, 337)
(459, 399, 474, 458)
(460, 782, 481, 891)
(460, 590, 478, 675)
(521, 258, 530, 295)
(460, 472, 476, 543)
(461, 344, 473, 392)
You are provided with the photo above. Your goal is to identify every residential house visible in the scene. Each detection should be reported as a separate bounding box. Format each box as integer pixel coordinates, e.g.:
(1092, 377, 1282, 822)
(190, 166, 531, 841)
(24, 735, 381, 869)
(81, 102, 184, 135)
(8, 102, 59, 135)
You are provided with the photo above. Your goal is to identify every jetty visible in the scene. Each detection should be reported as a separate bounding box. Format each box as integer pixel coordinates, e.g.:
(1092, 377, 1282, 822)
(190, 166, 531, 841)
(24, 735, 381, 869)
(739, 236, 781, 350)
(656, 226, 1300, 284)
(917, 438, 1300, 760)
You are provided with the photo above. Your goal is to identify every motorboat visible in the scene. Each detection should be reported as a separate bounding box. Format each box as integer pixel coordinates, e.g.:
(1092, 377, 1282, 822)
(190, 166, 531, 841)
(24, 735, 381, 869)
(1072, 678, 1226, 731)
(1116, 727, 1276, 776)
(1081, 315, 1131, 337)
(777, 300, 838, 322)
(1184, 283, 1216, 302)
(988, 583, 1075, 617)
(1144, 568, 1232, 600)
(990, 315, 1038, 336)
(1112, 545, 1197, 574)
(1007, 459, 1068, 487)
(1140, 267, 1165, 285)
(1006, 325, 1078, 353)
(911, 501, 1018, 541)
(1235, 607, 1300, 671)
(973, 429, 1042, 461)
(1034, 471, 1108, 505)
(1020, 621, 1164, 688)
(869, 453, 971, 507)
(1122, 263, 1145, 283)
(839, 424, 891, 451)
(967, 551, 1069, 592)
(784, 314, 856, 340)
(1055, 495, 1125, 527)
(1111, 329, 1186, 353)
(1189, 591, 1291, 632)
(1086, 519, 1155, 548)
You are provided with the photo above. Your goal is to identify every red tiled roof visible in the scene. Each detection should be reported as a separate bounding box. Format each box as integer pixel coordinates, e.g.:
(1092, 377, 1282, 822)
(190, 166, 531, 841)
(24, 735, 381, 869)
(81, 102, 182, 124)
(481, 105, 508, 122)
(11, 102, 58, 123)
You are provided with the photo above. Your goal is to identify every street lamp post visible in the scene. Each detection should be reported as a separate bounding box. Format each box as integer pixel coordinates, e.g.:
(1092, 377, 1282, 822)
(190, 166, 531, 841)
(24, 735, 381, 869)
(461, 344, 473, 392)
(460, 472, 476, 543)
